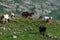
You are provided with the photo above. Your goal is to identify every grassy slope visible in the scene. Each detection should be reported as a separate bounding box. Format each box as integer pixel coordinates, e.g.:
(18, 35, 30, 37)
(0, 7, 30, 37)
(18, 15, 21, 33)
(0, 15, 60, 40)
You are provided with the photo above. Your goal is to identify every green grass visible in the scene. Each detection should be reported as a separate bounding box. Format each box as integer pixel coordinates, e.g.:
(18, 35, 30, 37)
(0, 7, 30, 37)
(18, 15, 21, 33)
(0, 15, 60, 40)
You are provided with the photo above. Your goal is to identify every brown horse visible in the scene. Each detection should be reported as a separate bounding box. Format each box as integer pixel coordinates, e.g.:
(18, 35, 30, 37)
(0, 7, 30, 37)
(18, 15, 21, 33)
(22, 12, 34, 18)
(46, 17, 52, 24)
(39, 16, 43, 19)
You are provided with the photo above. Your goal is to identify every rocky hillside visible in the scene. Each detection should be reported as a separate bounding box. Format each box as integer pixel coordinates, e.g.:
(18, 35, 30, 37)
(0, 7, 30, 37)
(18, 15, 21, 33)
(0, 0, 60, 19)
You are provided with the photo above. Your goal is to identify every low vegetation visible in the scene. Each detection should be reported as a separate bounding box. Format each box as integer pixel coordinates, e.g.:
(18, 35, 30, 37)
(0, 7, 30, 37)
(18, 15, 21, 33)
(0, 14, 60, 40)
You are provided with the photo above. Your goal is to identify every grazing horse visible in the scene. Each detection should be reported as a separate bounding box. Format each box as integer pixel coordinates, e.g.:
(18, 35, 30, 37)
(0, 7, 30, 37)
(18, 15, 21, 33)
(22, 12, 34, 18)
(4, 14, 10, 23)
(39, 26, 46, 36)
(44, 16, 53, 24)
(39, 16, 43, 20)
(39, 16, 43, 19)
(0, 14, 10, 23)
(11, 12, 15, 18)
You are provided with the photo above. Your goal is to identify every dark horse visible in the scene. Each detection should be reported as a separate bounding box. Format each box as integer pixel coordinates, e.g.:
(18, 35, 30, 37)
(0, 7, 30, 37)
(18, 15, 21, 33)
(39, 26, 46, 36)
(39, 16, 43, 19)
(22, 12, 34, 18)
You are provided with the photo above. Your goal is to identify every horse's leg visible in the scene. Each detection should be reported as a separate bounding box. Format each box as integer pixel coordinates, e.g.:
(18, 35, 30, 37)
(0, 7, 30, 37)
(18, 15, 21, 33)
(2, 18, 5, 24)
(4, 19, 8, 23)
(6, 19, 8, 23)
(8, 19, 9, 22)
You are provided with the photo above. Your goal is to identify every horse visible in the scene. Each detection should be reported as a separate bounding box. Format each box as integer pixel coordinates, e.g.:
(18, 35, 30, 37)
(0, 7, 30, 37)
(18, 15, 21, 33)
(11, 12, 15, 18)
(39, 26, 46, 36)
(44, 16, 53, 24)
(0, 14, 10, 23)
(22, 12, 34, 18)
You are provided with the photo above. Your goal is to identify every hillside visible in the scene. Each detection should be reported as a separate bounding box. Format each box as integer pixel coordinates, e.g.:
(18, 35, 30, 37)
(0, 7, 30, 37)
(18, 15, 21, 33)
(49, 9, 60, 20)
(0, 15, 60, 40)
(0, 0, 60, 19)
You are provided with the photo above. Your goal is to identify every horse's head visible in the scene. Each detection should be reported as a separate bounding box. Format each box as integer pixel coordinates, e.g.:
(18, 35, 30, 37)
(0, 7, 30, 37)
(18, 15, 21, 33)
(0, 16, 4, 20)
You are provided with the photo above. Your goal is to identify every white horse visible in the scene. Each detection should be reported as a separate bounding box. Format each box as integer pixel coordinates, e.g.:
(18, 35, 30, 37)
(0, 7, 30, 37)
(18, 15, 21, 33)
(43, 16, 53, 24)
(44, 16, 53, 21)
(3, 14, 10, 23)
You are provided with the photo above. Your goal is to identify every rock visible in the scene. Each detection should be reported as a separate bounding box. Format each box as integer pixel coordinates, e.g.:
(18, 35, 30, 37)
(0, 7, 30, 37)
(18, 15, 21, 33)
(0, 27, 6, 30)
(46, 34, 53, 38)
(8, 28, 11, 30)
(13, 35, 17, 39)
(3, 27, 6, 30)
(24, 29, 27, 31)
(14, 32, 16, 34)
(54, 36, 58, 38)
(18, 32, 21, 34)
